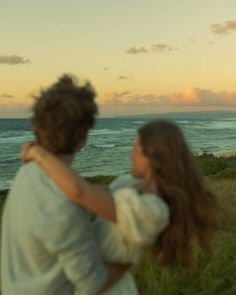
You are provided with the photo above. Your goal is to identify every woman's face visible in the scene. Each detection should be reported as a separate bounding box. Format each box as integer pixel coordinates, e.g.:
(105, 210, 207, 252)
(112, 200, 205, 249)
(131, 135, 151, 179)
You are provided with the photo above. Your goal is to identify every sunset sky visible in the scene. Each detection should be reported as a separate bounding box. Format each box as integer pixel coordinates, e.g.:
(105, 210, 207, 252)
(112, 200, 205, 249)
(0, 0, 236, 117)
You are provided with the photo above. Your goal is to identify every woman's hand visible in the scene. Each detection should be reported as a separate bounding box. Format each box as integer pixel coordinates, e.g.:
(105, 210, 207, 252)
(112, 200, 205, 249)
(20, 142, 41, 163)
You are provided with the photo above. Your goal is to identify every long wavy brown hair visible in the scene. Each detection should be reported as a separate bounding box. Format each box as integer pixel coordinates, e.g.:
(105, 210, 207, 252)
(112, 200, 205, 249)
(138, 120, 219, 267)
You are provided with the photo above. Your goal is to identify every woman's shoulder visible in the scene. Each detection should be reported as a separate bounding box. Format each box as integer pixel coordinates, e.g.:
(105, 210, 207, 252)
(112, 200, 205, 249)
(114, 186, 169, 221)
(110, 174, 169, 221)
(112, 187, 170, 245)
(109, 174, 141, 191)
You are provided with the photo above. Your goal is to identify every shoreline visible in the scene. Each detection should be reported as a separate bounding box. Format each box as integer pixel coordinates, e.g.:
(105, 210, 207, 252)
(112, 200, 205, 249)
(212, 150, 236, 158)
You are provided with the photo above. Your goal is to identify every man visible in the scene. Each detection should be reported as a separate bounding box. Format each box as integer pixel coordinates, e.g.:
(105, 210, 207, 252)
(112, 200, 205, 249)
(1, 75, 125, 295)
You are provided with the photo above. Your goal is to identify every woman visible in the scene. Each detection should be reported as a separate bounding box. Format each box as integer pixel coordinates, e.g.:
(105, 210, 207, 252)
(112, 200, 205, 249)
(21, 120, 218, 294)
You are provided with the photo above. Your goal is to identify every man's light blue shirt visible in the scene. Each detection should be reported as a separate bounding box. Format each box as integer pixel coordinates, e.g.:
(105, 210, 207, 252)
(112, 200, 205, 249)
(1, 161, 107, 295)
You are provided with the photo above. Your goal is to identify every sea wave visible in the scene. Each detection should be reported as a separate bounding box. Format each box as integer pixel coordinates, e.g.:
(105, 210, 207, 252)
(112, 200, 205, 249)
(133, 121, 145, 124)
(201, 121, 236, 130)
(176, 120, 190, 124)
(90, 128, 135, 136)
(90, 129, 123, 136)
(92, 144, 116, 148)
(0, 179, 13, 191)
(0, 157, 20, 165)
(0, 133, 34, 144)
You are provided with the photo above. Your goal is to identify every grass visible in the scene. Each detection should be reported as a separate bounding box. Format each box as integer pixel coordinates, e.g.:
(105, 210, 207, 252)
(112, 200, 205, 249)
(132, 177, 236, 295)
(0, 155, 236, 294)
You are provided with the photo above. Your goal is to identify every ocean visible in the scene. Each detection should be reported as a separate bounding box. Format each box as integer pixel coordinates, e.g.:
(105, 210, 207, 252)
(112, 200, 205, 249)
(0, 111, 236, 190)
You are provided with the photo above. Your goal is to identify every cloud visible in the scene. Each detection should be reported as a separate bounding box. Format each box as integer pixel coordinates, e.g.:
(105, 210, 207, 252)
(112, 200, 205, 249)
(0, 54, 31, 65)
(102, 88, 236, 107)
(126, 46, 148, 54)
(190, 38, 197, 43)
(126, 43, 178, 55)
(210, 20, 236, 35)
(117, 75, 130, 80)
(152, 43, 178, 52)
(0, 93, 14, 99)
(104, 91, 131, 104)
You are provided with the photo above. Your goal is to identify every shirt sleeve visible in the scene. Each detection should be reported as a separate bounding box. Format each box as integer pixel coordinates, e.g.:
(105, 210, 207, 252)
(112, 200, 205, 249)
(113, 187, 170, 247)
(40, 196, 107, 295)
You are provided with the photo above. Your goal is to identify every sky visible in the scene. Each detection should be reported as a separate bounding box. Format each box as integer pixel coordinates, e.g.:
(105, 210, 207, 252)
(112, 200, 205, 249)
(0, 0, 236, 117)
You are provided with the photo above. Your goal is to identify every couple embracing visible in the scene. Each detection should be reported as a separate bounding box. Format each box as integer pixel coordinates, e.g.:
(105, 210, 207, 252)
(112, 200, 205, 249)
(1, 75, 218, 295)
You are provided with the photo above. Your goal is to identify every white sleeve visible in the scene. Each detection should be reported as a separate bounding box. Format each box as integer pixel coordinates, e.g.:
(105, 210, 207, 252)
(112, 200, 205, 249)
(109, 174, 140, 191)
(113, 187, 170, 247)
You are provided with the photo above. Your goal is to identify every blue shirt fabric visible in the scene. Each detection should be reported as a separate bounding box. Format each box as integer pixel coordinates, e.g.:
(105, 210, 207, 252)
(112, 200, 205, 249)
(1, 161, 107, 295)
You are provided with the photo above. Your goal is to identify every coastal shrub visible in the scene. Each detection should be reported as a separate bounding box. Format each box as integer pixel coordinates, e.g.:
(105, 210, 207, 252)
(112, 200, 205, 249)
(196, 152, 216, 160)
(197, 158, 228, 176)
(212, 167, 236, 180)
(85, 175, 116, 185)
(0, 190, 7, 216)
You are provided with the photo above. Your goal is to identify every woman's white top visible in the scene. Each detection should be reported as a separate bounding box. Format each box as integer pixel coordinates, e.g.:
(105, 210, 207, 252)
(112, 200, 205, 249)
(93, 175, 170, 294)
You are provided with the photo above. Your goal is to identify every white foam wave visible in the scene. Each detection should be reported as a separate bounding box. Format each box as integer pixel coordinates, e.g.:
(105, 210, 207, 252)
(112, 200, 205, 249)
(176, 120, 190, 124)
(90, 128, 135, 136)
(93, 144, 116, 148)
(203, 121, 236, 130)
(0, 179, 13, 190)
(133, 121, 145, 124)
(90, 129, 121, 136)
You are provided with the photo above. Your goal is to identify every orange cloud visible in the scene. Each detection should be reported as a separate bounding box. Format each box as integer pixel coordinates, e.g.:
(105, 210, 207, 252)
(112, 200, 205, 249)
(104, 91, 130, 104)
(102, 88, 236, 107)
(0, 93, 15, 99)
(210, 20, 236, 35)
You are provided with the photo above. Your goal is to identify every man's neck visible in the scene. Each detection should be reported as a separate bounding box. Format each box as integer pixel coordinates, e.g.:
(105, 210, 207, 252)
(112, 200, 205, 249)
(57, 153, 75, 165)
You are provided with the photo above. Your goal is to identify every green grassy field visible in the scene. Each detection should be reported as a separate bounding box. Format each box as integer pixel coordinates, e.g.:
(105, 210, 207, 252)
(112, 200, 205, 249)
(0, 155, 236, 294)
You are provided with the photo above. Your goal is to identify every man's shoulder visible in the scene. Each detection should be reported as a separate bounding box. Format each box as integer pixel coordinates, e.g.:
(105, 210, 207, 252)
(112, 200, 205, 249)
(10, 162, 87, 224)
(12, 162, 81, 209)
(15, 161, 45, 182)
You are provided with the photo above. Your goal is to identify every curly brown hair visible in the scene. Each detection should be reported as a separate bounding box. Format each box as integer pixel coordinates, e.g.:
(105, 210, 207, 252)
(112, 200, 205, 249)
(31, 75, 98, 154)
(138, 120, 219, 267)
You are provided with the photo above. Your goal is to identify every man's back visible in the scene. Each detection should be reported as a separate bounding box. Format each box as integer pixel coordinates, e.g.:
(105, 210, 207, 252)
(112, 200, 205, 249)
(1, 162, 107, 295)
